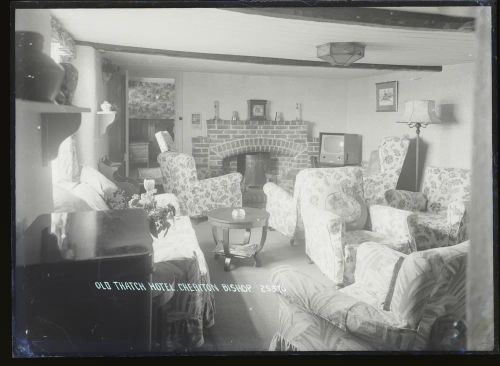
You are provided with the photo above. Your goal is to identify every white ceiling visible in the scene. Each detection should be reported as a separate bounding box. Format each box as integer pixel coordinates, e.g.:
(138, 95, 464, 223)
(51, 7, 477, 79)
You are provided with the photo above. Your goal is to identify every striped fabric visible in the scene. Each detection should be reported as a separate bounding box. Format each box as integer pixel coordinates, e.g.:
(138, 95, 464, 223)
(269, 242, 469, 351)
(390, 241, 469, 330)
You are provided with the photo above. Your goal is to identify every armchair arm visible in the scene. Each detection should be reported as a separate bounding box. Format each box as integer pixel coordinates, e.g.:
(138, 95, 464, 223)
(384, 189, 427, 211)
(447, 200, 470, 243)
(186, 172, 243, 216)
(302, 204, 346, 284)
(263, 182, 297, 238)
(369, 205, 418, 253)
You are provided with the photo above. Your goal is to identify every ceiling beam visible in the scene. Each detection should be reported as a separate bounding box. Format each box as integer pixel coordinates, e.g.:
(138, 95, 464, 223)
(76, 41, 443, 72)
(224, 7, 475, 32)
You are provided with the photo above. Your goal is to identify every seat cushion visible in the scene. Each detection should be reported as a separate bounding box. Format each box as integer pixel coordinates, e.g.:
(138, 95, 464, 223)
(80, 165, 119, 198)
(414, 211, 451, 250)
(53, 183, 93, 212)
(71, 183, 109, 211)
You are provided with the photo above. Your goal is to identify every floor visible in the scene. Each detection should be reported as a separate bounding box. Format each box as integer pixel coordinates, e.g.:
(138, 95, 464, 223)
(189, 219, 330, 352)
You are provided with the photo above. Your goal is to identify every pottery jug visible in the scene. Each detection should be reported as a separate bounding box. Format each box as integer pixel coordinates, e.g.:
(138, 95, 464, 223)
(15, 31, 65, 102)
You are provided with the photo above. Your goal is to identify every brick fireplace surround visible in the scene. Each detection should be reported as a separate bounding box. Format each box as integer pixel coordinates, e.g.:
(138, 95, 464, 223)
(192, 119, 320, 192)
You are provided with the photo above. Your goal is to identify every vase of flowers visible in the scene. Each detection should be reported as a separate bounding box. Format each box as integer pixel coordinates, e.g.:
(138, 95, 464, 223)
(129, 192, 176, 239)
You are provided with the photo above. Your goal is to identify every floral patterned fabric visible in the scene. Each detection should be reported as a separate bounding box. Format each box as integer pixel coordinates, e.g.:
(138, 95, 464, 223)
(263, 182, 297, 239)
(151, 216, 215, 350)
(385, 167, 471, 250)
(385, 189, 428, 211)
(157, 152, 242, 217)
(302, 200, 417, 286)
(269, 241, 468, 351)
(362, 136, 410, 205)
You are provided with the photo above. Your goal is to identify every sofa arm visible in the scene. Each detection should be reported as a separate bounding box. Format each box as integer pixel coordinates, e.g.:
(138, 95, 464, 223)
(447, 200, 470, 243)
(271, 266, 415, 350)
(384, 189, 427, 211)
(370, 205, 418, 253)
(263, 182, 297, 238)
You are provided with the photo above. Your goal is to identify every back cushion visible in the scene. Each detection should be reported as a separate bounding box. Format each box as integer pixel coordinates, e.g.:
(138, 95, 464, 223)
(421, 167, 471, 213)
(355, 243, 406, 310)
(71, 183, 109, 211)
(390, 242, 469, 329)
(53, 183, 92, 212)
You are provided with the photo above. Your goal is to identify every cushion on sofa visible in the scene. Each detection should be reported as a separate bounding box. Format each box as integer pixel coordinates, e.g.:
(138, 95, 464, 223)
(353, 243, 407, 310)
(325, 191, 368, 230)
(71, 183, 109, 211)
(53, 183, 93, 212)
(80, 165, 118, 198)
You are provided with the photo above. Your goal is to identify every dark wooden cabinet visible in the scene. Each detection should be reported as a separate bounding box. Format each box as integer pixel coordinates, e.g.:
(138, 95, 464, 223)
(13, 209, 154, 356)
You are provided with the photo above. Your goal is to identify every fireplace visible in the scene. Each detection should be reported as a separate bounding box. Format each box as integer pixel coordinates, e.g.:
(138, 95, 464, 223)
(192, 119, 320, 194)
(237, 153, 269, 208)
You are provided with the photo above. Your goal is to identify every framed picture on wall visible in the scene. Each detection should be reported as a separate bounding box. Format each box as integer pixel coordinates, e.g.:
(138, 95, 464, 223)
(248, 100, 267, 121)
(376, 81, 398, 112)
(192, 113, 201, 127)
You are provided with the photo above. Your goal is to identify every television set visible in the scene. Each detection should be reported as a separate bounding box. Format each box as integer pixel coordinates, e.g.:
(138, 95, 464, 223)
(319, 133, 362, 166)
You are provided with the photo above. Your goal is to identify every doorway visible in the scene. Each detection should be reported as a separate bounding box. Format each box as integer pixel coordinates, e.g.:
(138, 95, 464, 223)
(126, 77, 180, 180)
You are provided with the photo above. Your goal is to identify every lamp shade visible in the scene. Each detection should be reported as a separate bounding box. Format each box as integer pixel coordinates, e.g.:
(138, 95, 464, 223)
(398, 100, 441, 124)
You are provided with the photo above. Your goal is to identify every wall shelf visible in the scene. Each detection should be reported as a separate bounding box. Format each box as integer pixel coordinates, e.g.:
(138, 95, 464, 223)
(16, 99, 91, 166)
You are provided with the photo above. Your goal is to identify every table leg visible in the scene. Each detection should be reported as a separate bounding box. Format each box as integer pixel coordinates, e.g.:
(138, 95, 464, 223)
(243, 229, 251, 245)
(254, 225, 268, 267)
(212, 226, 220, 259)
(222, 228, 231, 271)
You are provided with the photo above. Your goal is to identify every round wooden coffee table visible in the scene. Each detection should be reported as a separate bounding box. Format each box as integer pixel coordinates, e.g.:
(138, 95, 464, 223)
(207, 207, 269, 271)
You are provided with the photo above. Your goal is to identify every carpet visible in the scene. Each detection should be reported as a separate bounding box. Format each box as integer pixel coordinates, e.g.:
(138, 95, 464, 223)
(190, 219, 331, 352)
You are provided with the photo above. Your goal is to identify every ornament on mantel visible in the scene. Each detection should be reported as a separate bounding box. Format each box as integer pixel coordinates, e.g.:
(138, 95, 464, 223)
(214, 101, 220, 120)
(295, 103, 302, 121)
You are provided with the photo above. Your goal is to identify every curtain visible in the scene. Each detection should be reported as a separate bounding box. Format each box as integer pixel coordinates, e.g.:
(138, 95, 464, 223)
(51, 15, 76, 62)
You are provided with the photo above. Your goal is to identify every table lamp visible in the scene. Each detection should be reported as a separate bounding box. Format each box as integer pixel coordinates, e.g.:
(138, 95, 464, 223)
(397, 100, 441, 191)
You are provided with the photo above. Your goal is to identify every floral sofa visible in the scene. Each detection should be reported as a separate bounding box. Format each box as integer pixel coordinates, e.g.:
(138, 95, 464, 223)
(385, 166, 471, 250)
(270, 241, 468, 351)
(299, 166, 417, 285)
(157, 152, 243, 217)
(263, 136, 410, 242)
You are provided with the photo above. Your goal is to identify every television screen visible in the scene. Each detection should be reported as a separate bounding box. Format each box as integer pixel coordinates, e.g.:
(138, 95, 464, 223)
(321, 134, 344, 154)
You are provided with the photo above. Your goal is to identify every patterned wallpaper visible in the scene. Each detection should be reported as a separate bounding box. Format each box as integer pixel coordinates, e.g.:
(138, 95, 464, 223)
(128, 80, 175, 119)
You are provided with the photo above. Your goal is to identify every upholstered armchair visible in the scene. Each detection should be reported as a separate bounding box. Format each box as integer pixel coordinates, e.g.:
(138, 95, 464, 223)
(362, 136, 410, 205)
(263, 136, 410, 243)
(157, 152, 243, 217)
(385, 166, 471, 251)
(298, 166, 417, 285)
(270, 241, 468, 351)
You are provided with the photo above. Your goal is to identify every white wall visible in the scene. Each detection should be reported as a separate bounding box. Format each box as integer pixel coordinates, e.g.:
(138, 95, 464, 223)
(15, 9, 52, 54)
(72, 45, 107, 168)
(345, 63, 475, 189)
(181, 72, 348, 154)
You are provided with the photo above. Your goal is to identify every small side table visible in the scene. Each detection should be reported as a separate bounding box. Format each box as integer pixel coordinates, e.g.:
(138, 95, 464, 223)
(207, 207, 269, 271)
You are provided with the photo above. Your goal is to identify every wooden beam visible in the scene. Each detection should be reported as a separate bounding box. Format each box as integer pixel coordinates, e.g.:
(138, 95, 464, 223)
(224, 7, 475, 32)
(76, 41, 442, 72)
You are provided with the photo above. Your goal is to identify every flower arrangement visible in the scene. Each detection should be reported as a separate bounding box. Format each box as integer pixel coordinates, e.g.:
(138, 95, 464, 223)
(104, 179, 176, 238)
(129, 191, 176, 238)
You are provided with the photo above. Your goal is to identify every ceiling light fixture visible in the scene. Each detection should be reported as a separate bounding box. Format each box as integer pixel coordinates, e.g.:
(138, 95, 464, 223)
(317, 42, 365, 66)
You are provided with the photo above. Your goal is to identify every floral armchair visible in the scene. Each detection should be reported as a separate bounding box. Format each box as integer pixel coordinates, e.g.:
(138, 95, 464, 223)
(299, 166, 417, 285)
(385, 166, 471, 250)
(362, 136, 410, 205)
(157, 152, 243, 217)
(270, 241, 468, 351)
(263, 136, 410, 242)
